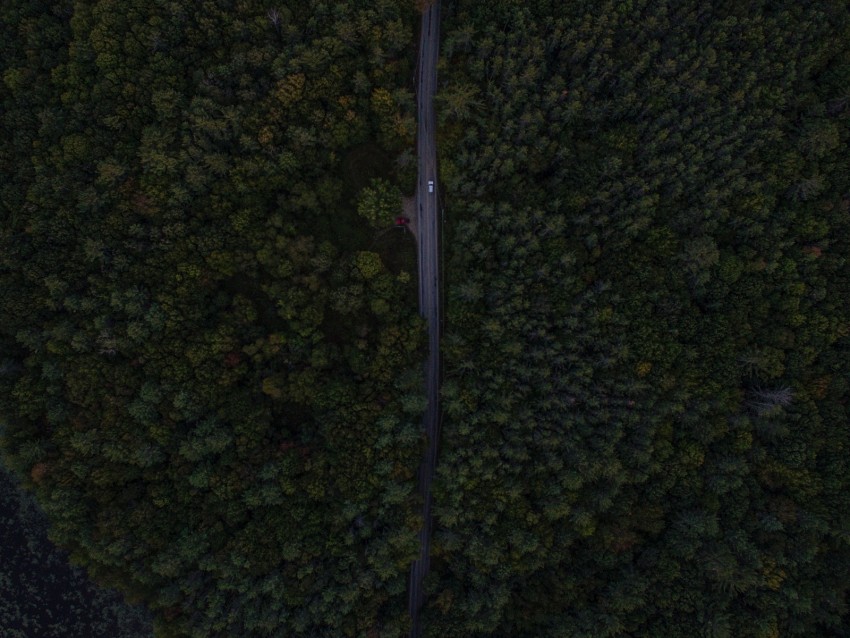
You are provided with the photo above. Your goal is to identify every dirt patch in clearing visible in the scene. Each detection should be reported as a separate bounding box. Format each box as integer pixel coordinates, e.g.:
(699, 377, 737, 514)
(402, 196, 417, 241)
(342, 143, 394, 193)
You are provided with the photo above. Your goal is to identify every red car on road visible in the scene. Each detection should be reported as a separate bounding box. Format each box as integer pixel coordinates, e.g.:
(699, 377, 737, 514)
(395, 216, 410, 226)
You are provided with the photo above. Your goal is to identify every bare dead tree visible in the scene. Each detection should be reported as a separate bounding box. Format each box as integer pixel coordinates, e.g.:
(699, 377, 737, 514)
(97, 330, 118, 357)
(747, 386, 793, 416)
(267, 8, 281, 32)
(149, 33, 165, 53)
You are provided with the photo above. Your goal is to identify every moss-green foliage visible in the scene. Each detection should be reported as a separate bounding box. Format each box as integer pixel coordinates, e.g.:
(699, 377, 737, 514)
(0, 0, 424, 636)
(430, 1, 850, 636)
(358, 178, 404, 228)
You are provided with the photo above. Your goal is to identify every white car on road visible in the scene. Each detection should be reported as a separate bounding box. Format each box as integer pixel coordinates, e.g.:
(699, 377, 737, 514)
(428, 180, 434, 193)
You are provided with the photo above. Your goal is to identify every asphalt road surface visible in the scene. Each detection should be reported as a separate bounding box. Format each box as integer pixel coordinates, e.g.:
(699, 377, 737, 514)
(408, 2, 441, 636)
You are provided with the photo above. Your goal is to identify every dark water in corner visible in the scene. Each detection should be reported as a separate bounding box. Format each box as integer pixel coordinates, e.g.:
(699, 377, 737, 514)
(0, 461, 153, 638)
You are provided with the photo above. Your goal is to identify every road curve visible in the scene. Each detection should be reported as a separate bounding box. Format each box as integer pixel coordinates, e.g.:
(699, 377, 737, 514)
(408, 2, 441, 636)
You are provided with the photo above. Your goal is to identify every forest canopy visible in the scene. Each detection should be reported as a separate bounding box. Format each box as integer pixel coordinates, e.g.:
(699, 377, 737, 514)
(1, 0, 424, 636)
(2, 0, 850, 637)
(426, 1, 850, 636)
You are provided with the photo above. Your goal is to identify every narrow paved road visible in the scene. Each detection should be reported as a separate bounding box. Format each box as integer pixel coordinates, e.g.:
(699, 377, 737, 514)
(408, 2, 441, 637)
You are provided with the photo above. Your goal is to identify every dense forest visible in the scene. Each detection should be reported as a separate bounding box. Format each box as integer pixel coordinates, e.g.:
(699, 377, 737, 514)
(0, 0, 425, 636)
(2, 0, 850, 637)
(428, 0, 850, 636)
